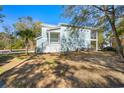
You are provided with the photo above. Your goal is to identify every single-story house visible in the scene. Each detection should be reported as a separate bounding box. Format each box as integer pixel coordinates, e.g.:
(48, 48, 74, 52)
(36, 23, 98, 53)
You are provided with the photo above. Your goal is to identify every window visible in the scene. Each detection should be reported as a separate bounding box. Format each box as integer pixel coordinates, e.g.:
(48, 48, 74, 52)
(50, 32, 60, 43)
(91, 31, 96, 39)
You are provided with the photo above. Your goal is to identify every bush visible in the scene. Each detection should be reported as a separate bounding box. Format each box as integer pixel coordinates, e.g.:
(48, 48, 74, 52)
(103, 47, 116, 52)
(0, 41, 6, 49)
(12, 40, 24, 49)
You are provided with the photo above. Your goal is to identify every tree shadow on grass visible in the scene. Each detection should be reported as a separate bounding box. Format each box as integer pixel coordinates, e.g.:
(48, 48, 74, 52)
(0, 55, 14, 66)
(0, 53, 34, 67)
(59, 51, 124, 73)
(103, 75, 124, 88)
(1, 57, 124, 88)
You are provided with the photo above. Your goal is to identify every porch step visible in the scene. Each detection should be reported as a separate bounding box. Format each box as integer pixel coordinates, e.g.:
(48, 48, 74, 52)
(43, 44, 61, 53)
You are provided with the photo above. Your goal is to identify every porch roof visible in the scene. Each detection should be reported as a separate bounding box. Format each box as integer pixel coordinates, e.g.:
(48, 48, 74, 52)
(47, 27, 61, 31)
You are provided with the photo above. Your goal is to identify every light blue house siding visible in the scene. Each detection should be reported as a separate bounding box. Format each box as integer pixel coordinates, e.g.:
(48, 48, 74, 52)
(36, 23, 98, 53)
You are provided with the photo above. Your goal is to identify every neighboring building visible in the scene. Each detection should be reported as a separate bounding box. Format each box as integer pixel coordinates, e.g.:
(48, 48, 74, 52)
(36, 23, 98, 53)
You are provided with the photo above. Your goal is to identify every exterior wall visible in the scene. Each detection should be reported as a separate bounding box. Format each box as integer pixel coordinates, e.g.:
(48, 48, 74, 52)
(36, 24, 98, 53)
(60, 27, 91, 52)
(36, 37, 47, 53)
(36, 27, 48, 53)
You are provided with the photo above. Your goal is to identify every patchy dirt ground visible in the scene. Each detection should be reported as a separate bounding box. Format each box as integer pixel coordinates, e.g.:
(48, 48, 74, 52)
(0, 51, 124, 88)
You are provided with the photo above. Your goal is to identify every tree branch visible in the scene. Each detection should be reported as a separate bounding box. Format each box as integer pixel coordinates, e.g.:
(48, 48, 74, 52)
(93, 5, 112, 13)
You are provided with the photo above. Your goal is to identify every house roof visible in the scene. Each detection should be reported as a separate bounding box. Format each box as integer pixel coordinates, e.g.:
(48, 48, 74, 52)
(41, 23, 98, 31)
(58, 23, 98, 31)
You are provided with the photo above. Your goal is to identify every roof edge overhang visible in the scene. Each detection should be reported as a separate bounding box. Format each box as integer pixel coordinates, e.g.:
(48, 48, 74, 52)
(41, 23, 98, 30)
(58, 23, 98, 31)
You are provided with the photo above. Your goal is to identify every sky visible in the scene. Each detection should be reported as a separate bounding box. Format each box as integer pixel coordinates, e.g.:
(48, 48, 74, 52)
(0, 5, 70, 32)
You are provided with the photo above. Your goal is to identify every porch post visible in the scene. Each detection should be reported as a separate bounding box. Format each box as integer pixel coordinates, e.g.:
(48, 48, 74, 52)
(49, 31, 50, 45)
(96, 31, 98, 51)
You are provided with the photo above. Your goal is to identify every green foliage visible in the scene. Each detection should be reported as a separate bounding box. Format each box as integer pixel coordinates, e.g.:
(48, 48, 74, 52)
(0, 25, 15, 50)
(14, 16, 41, 40)
(0, 16, 42, 50)
(0, 32, 10, 49)
(63, 5, 124, 58)
(116, 19, 124, 36)
(0, 40, 5, 49)
(12, 39, 24, 49)
(63, 6, 124, 29)
(98, 29, 104, 48)
(13, 16, 41, 54)
(0, 67, 4, 74)
(107, 18, 124, 37)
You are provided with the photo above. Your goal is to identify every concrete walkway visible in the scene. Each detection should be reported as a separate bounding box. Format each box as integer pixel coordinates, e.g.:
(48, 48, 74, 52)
(0, 56, 32, 75)
(1, 58, 22, 71)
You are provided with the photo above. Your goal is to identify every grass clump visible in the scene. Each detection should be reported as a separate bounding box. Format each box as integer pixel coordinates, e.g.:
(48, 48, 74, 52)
(0, 67, 5, 74)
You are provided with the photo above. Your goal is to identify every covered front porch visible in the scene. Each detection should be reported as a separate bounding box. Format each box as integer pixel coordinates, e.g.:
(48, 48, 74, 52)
(36, 28, 61, 53)
(43, 29, 61, 53)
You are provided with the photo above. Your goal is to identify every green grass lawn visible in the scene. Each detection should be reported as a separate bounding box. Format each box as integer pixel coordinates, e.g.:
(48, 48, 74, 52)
(0, 53, 32, 61)
(0, 67, 4, 74)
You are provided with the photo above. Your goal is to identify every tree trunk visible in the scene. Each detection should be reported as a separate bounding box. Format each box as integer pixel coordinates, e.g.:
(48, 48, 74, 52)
(29, 40, 34, 49)
(111, 23, 124, 60)
(105, 5, 124, 60)
(25, 38, 29, 55)
(10, 38, 12, 52)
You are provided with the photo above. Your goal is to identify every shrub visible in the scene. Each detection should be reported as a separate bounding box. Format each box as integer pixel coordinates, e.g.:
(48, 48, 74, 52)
(12, 40, 24, 49)
(103, 46, 116, 52)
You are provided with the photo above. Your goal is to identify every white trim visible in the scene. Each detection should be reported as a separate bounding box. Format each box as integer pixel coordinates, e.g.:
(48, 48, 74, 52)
(41, 23, 60, 28)
(90, 39, 97, 41)
(35, 36, 43, 40)
(48, 31, 50, 45)
(96, 31, 98, 51)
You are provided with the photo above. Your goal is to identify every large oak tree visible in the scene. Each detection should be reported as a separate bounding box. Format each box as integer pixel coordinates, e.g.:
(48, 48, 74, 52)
(63, 5, 124, 60)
